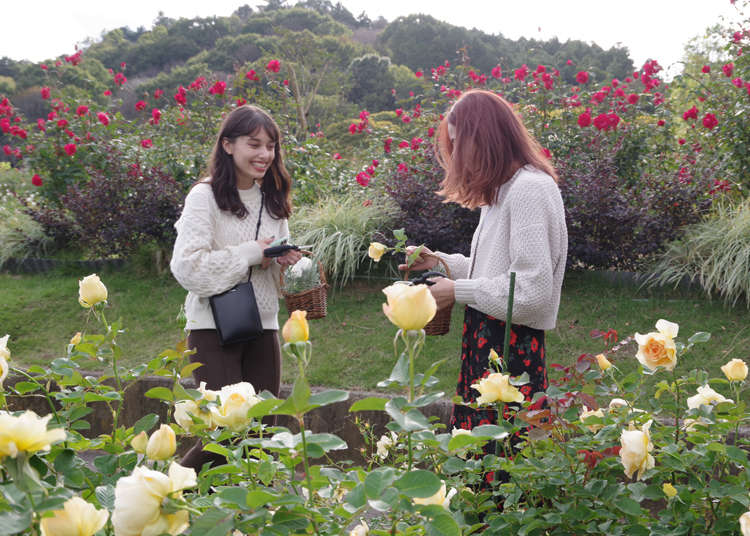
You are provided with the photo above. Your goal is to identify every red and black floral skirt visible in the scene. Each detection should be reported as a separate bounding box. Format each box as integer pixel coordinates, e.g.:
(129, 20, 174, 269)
(449, 305, 548, 481)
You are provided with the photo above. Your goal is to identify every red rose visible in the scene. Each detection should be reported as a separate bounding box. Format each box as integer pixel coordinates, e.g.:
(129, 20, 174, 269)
(577, 110, 592, 127)
(63, 143, 76, 156)
(135, 100, 146, 111)
(151, 108, 161, 125)
(333, 153, 341, 160)
(209, 81, 226, 95)
(154, 89, 164, 99)
(491, 66, 502, 78)
(97, 112, 109, 126)
(627, 94, 639, 104)
(103, 90, 112, 96)
(140, 139, 153, 148)
(31, 174, 43, 186)
(702, 65, 711, 73)
(245, 70, 259, 81)
(722, 62, 734, 77)
(682, 106, 698, 120)
(702, 113, 718, 129)
(657, 119, 665, 126)
(415, 70, 423, 78)
(576, 71, 589, 84)
(266, 59, 281, 73)
(57, 119, 68, 128)
(355, 171, 370, 187)
(113, 72, 127, 86)
(76, 105, 88, 116)
(40, 87, 51, 99)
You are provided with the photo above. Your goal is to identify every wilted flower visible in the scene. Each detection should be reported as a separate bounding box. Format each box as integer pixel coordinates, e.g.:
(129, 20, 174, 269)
(282, 310, 309, 343)
(686, 384, 733, 409)
(376, 431, 397, 459)
(40, 496, 109, 536)
(619, 420, 655, 480)
(720, 358, 748, 381)
(635, 319, 678, 371)
(471, 372, 524, 404)
(146, 424, 176, 461)
(0, 410, 67, 458)
(78, 274, 108, 308)
(413, 482, 456, 509)
(367, 242, 387, 262)
(382, 283, 437, 331)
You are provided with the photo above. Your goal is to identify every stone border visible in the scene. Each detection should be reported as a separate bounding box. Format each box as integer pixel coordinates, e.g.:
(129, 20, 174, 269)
(2, 257, 126, 274)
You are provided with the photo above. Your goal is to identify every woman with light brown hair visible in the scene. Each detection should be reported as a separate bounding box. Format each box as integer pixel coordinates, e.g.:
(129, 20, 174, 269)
(401, 89, 567, 484)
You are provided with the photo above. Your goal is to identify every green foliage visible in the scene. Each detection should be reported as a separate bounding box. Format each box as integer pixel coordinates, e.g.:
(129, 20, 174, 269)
(0, 192, 51, 265)
(647, 197, 750, 307)
(289, 192, 398, 286)
(348, 54, 396, 111)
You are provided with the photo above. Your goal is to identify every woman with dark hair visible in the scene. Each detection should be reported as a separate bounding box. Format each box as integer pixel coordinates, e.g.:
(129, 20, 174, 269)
(170, 104, 302, 471)
(401, 89, 567, 483)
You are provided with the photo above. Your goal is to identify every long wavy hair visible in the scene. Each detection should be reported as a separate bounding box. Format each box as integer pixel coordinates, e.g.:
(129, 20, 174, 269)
(436, 89, 557, 209)
(205, 104, 292, 219)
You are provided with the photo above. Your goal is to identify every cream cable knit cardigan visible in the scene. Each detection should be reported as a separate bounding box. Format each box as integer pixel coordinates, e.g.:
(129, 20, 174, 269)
(170, 182, 288, 331)
(437, 165, 567, 330)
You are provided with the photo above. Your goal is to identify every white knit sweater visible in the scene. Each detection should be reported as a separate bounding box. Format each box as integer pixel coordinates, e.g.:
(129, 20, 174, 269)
(437, 165, 567, 330)
(170, 182, 288, 331)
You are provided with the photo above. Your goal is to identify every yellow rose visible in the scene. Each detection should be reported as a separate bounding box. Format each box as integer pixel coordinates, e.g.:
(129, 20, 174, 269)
(413, 482, 456, 509)
(282, 310, 309, 343)
(0, 410, 67, 458)
(111, 462, 196, 536)
(174, 399, 213, 432)
(634, 319, 679, 372)
(0, 335, 9, 390)
(70, 332, 82, 346)
(662, 483, 677, 498)
(368, 242, 388, 262)
(40, 496, 109, 536)
(210, 382, 260, 431)
(580, 407, 605, 432)
(619, 420, 655, 480)
(146, 424, 176, 461)
(382, 283, 437, 331)
(721, 358, 748, 382)
(349, 520, 369, 536)
(0, 334, 10, 361)
(686, 384, 733, 410)
(376, 431, 397, 460)
(130, 431, 148, 454)
(595, 353, 612, 371)
(740, 511, 750, 536)
(471, 372, 524, 405)
(488, 348, 501, 366)
(78, 274, 108, 308)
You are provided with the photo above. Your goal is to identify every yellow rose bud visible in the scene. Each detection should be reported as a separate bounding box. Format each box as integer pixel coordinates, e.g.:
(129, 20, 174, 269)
(471, 372, 525, 405)
(282, 310, 309, 343)
(634, 319, 679, 372)
(70, 332, 82, 346)
(721, 358, 748, 382)
(368, 242, 388, 262)
(595, 353, 612, 371)
(145, 424, 176, 461)
(130, 431, 148, 454)
(619, 420, 655, 480)
(40, 496, 109, 536)
(662, 483, 677, 498)
(382, 283, 437, 331)
(488, 348, 501, 365)
(78, 274, 108, 308)
(740, 511, 750, 536)
(0, 410, 67, 458)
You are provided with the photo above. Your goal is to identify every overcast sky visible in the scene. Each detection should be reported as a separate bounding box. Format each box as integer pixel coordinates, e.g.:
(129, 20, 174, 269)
(2, 1, 744, 78)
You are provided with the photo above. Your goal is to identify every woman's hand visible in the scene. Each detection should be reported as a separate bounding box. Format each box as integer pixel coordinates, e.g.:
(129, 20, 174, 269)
(277, 248, 303, 267)
(398, 245, 438, 272)
(257, 237, 275, 269)
(427, 276, 455, 310)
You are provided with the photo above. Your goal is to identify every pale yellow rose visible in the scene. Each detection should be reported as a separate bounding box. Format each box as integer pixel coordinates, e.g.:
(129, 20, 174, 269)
(619, 420, 655, 480)
(686, 384, 733, 410)
(635, 319, 678, 371)
(413, 482, 456, 509)
(471, 372, 524, 405)
(368, 242, 388, 262)
(376, 431, 397, 460)
(608, 398, 629, 410)
(0, 410, 67, 458)
(78, 274, 108, 308)
(580, 407, 605, 432)
(740, 511, 750, 536)
(70, 332, 82, 346)
(0, 334, 10, 361)
(210, 382, 260, 431)
(40, 496, 109, 536)
(130, 431, 148, 454)
(349, 520, 369, 536)
(721, 358, 748, 382)
(174, 399, 212, 432)
(146, 424, 176, 461)
(662, 483, 677, 498)
(595, 353, 612, 371)
(111, 462, 196, 536)
(0, 335, 9, 390)
(382, 283, 437, 331)
(282, 310, 309, 343)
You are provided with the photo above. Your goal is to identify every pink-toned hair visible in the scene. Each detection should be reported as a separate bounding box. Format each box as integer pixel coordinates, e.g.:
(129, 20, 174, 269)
(436, 89, 557, 209)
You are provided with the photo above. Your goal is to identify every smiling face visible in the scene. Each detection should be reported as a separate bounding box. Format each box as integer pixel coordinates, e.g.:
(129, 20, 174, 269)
(222, 128, 276, 188)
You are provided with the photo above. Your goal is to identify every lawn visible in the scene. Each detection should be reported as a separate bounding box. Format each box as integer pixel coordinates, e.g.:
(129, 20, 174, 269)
(1, 267, 748, 398)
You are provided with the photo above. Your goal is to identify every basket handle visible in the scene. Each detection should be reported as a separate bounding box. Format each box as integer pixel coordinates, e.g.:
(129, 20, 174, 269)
(279, 250, 328, 290)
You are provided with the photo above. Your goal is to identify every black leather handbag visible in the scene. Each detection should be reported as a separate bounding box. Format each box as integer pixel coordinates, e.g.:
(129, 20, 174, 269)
(208, 192, 265, 346)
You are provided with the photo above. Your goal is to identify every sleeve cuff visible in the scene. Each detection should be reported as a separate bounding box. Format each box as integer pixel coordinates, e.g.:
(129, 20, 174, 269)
(236, 241, 263, 267)
(453, 279, 477, 305)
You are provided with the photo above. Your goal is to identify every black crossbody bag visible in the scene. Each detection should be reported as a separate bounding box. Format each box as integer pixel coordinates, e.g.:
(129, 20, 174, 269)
(208, 192, 265, 346)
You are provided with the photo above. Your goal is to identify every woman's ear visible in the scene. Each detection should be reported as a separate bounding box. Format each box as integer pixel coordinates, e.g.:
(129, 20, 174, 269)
(221, 137, 233, 155)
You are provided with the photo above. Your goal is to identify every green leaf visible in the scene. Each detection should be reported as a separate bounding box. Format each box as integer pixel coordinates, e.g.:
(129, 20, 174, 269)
(305, 433, 347, 452)
(687, 331, 711, 344)
(471, 425, 510, 440)
(440, 457, 466, 474)
(345, 482, 366, 509)
(144, 386, 174, 401)
(246, 490, 279, 509)
(133, 413, 159, 435)
(95, 485, 116, 510)
(616, 497, 643, 516)
(0, 509, 32, 535)
(190, 508, 234, 536)
(203, 443, 232, 458)
(257, 460, 275, 485)
(12, 381, 40, 394)
(349, 397, 388, 412)
(308, 389, 349, 407)
(180, 362, 204, 378)
(365, 467, 397, 499)
(393, 470, 442, 498)
(411, 392, 444, 408)
(379, 352, 409, 387)
(247, 398, 281, 419)
(218, 487, 248, 508)
(426, 514, 461, 536)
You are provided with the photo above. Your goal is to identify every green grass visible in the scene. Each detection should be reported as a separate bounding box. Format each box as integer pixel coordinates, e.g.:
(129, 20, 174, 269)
(2, 268, 749, 397)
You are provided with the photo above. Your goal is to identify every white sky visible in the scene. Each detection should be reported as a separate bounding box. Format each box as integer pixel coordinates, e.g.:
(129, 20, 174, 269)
(2, 1, 744, 78)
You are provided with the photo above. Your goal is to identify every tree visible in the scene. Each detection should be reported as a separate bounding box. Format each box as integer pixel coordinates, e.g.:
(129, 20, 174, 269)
(347, 54, 395, 111)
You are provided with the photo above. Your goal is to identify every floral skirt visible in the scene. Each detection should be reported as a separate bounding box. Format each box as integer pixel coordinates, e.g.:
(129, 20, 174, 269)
(449, 306, 549, 483)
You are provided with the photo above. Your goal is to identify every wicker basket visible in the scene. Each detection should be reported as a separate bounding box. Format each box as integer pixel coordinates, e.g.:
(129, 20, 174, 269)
(406, 255, 453, 336)
(280, 251, 328, 319)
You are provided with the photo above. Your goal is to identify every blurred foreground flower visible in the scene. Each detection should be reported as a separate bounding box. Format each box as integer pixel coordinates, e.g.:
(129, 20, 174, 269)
(0, 410, 66, 458)
(40, 496, 109, 536)
(382, 283, 436, 331)
(78, 274, 108, 308)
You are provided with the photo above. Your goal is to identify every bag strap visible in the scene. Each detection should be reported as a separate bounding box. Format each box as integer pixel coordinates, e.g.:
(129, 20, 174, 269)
(248, 190, 264, 281)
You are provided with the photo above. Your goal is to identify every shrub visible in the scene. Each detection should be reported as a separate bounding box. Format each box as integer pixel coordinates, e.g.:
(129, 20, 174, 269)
(0, 192, 51, 265)
(646, 197, 750, 307)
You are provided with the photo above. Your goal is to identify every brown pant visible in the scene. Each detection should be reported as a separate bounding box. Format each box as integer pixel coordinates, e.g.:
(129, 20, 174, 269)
(180, 329, 281, 472)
